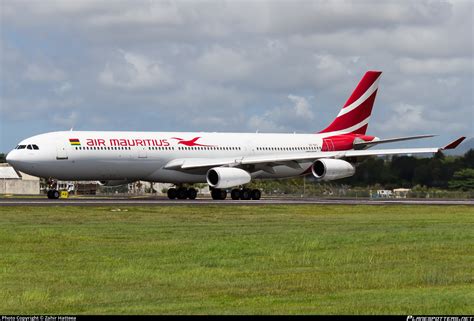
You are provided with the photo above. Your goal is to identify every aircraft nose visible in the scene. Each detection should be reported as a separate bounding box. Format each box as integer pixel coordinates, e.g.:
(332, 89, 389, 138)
(6, 151, 17, 166)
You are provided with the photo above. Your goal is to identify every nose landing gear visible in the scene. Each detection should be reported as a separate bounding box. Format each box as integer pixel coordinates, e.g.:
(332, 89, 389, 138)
(47, 189, 60, 199)
(46, 178, 60, 199)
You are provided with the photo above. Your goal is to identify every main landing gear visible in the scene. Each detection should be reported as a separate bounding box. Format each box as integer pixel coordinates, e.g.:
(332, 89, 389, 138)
(211, 188, 261, 200)
(230, 188, 261, 200)
(166, 186, 262, 200)
(167, 187, 198, 200)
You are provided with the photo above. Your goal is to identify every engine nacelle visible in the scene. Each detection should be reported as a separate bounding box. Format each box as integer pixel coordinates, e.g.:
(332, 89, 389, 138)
(311, 159, 355, 181)
(98, 180, 132, 186)
(206, 167, 251, 189)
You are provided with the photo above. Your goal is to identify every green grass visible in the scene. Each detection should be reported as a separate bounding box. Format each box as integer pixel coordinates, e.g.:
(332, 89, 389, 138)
(0, 205, 472, 314)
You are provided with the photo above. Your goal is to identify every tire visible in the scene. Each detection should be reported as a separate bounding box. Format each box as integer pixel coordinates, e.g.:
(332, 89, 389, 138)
(52, 190, 60, 199)
(167, 188, 177, 199)
(251, 189, 261, 200)
(177, 187, 188, 199)
(231, 189, 241, 200)
(187, 188, 197, 200)
(211, 189, 220, 200)
(219, 189, 227, 200)
(211, 189, 226, 200)
(240, 188, 251, 200)
(47, 190, 53, 199)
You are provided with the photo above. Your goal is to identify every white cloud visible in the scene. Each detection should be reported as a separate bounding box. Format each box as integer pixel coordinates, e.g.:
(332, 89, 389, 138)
(24, 63, 66, 82)
(51, 111, 79, 128)
(288, 95, 314, 119)
(53, 82, 73, 95)
(1, 97, 82, 121)
(399, 57, 473, 75)
(194, 46, 252, 82)
(248, 95, 314, 132)
(373, 103, 470, 136)
(98, 50, 173, 89)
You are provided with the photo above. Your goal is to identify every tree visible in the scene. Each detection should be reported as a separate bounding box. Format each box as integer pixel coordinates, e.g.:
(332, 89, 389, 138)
(463, 149, 474, 168)
(0, 153, 5, 163)
(390, 156, 418, 185)
(448, 168, 474, 191)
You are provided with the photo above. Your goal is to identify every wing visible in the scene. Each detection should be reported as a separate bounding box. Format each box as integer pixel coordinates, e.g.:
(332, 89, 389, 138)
(353, 134, 436, 149)
(164, 137, 466, 172)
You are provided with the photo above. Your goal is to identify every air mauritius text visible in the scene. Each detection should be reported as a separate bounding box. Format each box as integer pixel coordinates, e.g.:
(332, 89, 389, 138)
(86, 138, 170, 147)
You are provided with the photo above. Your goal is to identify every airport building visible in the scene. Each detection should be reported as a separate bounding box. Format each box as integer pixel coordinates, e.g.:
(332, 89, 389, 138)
(0, 163, 40, 195)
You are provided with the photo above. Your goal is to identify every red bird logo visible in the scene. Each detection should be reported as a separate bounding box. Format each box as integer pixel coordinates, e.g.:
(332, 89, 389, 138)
(170, 137, 215, 147)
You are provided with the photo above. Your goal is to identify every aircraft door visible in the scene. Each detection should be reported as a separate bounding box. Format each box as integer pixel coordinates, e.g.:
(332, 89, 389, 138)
(56, 140, 69, 160)
(138, 146, 147, 159)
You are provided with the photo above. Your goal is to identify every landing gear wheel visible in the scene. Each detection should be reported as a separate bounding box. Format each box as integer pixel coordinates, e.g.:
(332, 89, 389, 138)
(219, 189, 227, 200)
(240, 188, 252, 200)
(47, 190, 60, 199)
(167, 188, 177, 200)
(187, 188, 197, 200)
(211, 189, 227, 200)
(231, 189, 241, 200)
(177, 187, 188, 199)
(251, 189, 261, 200)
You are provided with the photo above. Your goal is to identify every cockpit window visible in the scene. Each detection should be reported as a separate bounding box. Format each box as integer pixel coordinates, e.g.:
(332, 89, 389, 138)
(27, 145, 32, 150)
(18, 145, 26, 149)
(33, 145, 39, 150)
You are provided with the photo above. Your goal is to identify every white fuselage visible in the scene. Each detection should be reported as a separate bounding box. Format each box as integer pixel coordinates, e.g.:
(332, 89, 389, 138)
(7, 131, 327, 183)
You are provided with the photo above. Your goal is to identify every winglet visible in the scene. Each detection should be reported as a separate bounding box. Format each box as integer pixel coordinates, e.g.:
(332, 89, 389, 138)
(442, 137, 466, 150)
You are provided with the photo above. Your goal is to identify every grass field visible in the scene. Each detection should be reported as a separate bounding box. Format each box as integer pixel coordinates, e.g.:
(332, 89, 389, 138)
(0, 205, 472, 314)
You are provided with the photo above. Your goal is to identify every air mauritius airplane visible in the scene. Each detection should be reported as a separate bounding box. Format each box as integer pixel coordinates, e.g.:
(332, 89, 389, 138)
(6, 71, 465, 200)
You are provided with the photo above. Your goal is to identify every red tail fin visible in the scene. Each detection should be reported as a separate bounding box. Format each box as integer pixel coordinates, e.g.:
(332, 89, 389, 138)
(320, 71, 382, 135)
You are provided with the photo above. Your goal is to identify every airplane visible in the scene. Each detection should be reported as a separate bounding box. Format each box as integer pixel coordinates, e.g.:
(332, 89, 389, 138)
(6, 71, 465, 200)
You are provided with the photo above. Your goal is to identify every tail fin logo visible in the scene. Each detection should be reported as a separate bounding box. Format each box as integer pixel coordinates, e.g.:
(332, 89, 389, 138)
(320, 71, 382, 135)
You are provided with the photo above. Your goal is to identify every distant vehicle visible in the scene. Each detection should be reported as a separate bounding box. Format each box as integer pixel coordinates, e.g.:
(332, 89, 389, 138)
(6, 71, 465, 200)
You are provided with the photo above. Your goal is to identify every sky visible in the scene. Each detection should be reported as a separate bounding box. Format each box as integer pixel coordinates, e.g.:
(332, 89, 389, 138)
(1, 0, 473, 152)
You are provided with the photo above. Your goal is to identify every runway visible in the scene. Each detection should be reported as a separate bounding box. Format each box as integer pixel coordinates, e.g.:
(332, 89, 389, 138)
(0, 197, 472, 206)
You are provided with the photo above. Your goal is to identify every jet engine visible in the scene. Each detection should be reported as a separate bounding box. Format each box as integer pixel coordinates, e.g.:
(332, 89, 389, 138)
(311, 159, 355, 181)
(98, 180, 132, 186)
(206, 167, 251, 189)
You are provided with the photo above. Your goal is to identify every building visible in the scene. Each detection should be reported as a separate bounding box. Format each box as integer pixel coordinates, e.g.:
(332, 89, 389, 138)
(393, 188, 411, 198)
(376, 189, 393, 198)
(0, 163, 40, 195)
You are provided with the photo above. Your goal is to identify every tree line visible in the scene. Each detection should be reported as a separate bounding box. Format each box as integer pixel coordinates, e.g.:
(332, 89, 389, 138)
(341, 149, 474, 190)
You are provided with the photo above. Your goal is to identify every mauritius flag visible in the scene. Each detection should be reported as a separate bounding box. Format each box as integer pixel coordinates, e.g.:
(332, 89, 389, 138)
(69, 138, 81, 146)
